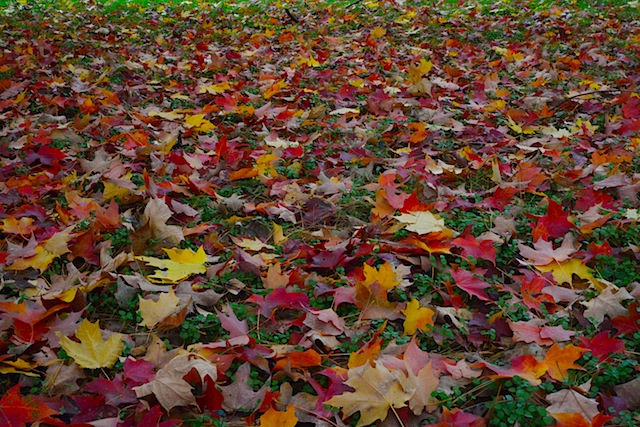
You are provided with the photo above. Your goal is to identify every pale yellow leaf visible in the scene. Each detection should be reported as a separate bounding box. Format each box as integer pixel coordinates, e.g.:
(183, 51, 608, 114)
(138, 288, 181, 328)
(394, 211, 447, 235)
(325, 361, 412, 427)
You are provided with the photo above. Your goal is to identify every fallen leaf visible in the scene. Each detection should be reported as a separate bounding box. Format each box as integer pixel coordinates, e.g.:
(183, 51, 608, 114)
(401, 299, 435, 335)
(582, 285, 633, 324)
(0, 384, 58, 426)
(138, 288, 181, 328)
(325, 360, 413, 427)
(394, 211, 448, 235)
(546, 389, 599, 421)
(135, 246, 207, 284)
(133, 353, 217, 412)
(57, 319, 124, 369)
(544, 344, 587, 382)
(259, 404, 298, 427)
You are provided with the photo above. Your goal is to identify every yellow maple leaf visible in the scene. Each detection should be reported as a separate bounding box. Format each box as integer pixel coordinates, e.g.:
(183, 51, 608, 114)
(255, 153, 280, 177)
(298, 54, 320, 67)
(0, 217, 36, 235)
(6, 246, 57, 273)
(231, 236, 275, 252)
(259, 404, 298, 427)
(135, 246, 207, 284)
(198, 81, 232, 94)
(0, 358, 39, 377)
(402, 299, 435, 335)
(57, 320, 123, 369)
(148, 110, 184, 120)
(370, 26, 386, 39)
(138, 288, 181, 328)
(362, 261, 400, 290)
(394, 210, 447, 235)
(536, 258, 605, 290)
(264, 79, 288, 99)
(544, 343, 587, 381)
(184, 114, 216, 132)
(102, 181, 131, 200)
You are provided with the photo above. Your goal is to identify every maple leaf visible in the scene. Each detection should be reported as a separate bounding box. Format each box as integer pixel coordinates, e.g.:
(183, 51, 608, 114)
(198, 81, 231, 94)
(0, 384, 58, 426)
(546, 389, 599, 421)
(402, 299, 435, 335)
(57, 319, 124, 369)
(578, 332, 627, 362)
(138, 288, 181, 328)
(361, 261, 401, 290)
(135, 246, 207, 284)
(0, 217, 36, 235)
(518, 233, 577, 265)
(394, 210, 448, 235)
(544, 344, 587, 382)
(530, 199, 575, 241)
(450, 268, 493, 301)
(219, 363, 267, 412)
(259, 404, 298, 427)
(325, 361, 413, 427)
(536, 258, 605, 290)
(400, 360, 440, 414)
(133, 353, 217, 412)
(142, 198, 184, 245)
(582, 285, 633, 324)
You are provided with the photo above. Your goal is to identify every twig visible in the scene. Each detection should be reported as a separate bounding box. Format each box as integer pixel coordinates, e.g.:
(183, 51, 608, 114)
(552, 89, 632, 109)
(285, 8, 299, 23)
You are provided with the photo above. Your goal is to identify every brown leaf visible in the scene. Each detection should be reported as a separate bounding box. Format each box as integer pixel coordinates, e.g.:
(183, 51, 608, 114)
(546, 389, 599, 420)
(133, 353, 217, 412)
(219, 363, 266, 412)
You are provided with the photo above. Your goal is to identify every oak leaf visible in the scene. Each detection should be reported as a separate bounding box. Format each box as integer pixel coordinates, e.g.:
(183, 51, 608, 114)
(325, 361, 413, 427)
(57, 319, 124, 369)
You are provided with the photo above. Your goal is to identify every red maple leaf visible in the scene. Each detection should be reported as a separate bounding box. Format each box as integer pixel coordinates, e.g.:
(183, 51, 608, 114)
(528, 199, 575, 241)
(449, 268, 494, 301)
(0, 384, 58, 427)
(579, 332, 627, 362)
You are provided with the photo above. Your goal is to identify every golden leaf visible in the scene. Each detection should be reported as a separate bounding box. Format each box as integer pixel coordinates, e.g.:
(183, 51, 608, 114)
(135, 246, 207, 284)
(401, 299, 435, 335)
(57, 320, 123, 369)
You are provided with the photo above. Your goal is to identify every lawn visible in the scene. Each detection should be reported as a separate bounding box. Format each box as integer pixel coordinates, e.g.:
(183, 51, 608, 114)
(1, 0, 640, 426)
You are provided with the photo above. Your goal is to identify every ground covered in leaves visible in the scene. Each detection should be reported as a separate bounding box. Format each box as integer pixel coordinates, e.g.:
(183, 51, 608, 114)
(1, 0, 640, 425)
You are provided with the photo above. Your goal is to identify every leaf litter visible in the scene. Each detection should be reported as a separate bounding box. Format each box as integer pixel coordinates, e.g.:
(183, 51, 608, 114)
(1, 0, 640, 426)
